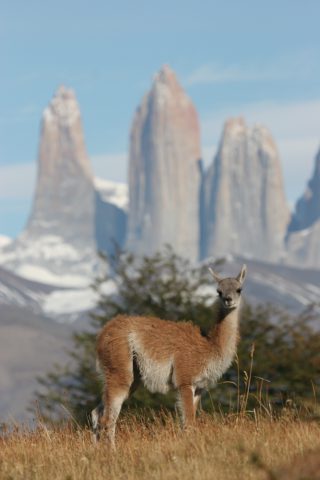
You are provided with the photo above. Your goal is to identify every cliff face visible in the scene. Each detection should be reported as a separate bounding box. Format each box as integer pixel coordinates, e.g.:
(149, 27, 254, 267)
(286, 149, 320, 268)
(127, 65, 202, 260)
(286, 219, 320, 269)
(203, 118, 290, 261)
(0, 87, 97, 284)
(94, 178, 128, 256)
(288, 149, 320, 232)
(26, 86, 95, 248)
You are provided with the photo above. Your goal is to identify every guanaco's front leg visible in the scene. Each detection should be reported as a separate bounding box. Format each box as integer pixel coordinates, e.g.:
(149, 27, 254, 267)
(178, 385, 196, 427)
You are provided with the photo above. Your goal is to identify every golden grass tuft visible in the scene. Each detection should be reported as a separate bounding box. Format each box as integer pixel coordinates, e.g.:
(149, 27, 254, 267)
(1, 412, 320, 480)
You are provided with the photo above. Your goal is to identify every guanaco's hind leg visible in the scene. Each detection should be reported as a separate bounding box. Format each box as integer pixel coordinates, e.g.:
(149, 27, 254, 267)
(91, 378, 135, 446)
(92, 353, 142, 445)
(99, 351, 138, 447)
(91, 401, 104, 443)
(100, 381, 129, 447)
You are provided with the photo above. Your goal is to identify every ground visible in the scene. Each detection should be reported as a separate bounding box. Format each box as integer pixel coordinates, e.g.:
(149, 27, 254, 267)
(1, 413, 320, 480)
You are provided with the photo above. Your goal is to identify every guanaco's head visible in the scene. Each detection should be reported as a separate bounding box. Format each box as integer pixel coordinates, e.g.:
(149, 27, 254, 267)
(208, 264, 247, 310)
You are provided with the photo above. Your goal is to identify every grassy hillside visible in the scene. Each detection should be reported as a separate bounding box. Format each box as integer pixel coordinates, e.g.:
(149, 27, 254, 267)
(1, 413, 320, 480)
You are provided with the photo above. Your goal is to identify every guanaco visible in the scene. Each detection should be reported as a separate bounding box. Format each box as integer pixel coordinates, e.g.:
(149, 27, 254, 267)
(91, 264, 247, 445)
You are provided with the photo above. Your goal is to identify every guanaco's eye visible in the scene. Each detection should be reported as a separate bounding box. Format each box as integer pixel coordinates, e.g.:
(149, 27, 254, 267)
(237, 288, 242, 294)
(217, 289, 222, 296)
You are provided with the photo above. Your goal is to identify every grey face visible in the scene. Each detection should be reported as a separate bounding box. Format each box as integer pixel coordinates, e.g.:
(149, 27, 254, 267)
(216, 278, 243, 310)
(208, 264, 247, 310)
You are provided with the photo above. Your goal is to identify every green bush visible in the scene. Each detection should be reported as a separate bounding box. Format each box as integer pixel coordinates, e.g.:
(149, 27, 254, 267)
(33, 247, 320, 424)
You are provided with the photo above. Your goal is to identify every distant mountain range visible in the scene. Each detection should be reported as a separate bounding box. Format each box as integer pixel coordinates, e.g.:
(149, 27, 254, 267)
(1, 65, 319, 286)
(0, 65, 319, 422)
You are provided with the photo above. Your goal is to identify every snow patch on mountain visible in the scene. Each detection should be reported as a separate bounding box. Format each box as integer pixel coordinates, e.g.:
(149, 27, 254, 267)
(16, 265, 92, 288)
(42, 279, 117, 317)
(0, 234, 97, 287)
(94, 177, 128, 211)
(0, 236, 12, 248)
(7, 234, 88, 261)
(42, 288, 98, 315)
(0, 282, 42, 309)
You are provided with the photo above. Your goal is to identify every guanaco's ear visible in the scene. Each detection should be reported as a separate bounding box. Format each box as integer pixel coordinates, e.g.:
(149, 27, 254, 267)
(208, 265, 222, 283)
(236, 264, 247, 285)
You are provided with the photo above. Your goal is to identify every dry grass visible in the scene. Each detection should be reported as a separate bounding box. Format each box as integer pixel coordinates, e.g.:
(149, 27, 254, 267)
(1, 412, 320, 480)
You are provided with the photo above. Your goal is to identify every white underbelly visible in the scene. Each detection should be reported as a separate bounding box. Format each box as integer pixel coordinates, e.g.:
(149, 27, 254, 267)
(129, 332, 174, 394)
(135, 354, 173, 394)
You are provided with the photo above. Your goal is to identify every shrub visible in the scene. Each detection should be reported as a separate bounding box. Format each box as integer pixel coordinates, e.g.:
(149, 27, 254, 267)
(33, 247, 320, 424)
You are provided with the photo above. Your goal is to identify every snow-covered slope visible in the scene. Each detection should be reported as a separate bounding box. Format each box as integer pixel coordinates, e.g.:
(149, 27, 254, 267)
(1, 253, 320, 326)
(0, 265, 95, 321)
(0, 234, 98, 287)
(42, 279, 116, 320)
(0, 263, 117, 323)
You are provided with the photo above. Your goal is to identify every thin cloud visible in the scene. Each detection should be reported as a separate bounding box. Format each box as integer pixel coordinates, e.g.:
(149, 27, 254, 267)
(185, 64, 277, 86)
(184, 50, 318, 86)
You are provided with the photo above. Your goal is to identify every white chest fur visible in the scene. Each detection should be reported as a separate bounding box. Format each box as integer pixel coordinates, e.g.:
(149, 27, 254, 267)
(194, 349, 236, 389)
(194, 317, 238, 390)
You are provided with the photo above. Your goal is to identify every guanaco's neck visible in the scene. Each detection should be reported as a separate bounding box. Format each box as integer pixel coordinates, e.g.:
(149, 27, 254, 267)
(208, 300, 240, 354)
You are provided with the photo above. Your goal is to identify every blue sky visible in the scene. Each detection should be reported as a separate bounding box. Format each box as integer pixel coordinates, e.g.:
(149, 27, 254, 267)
(1, 0, 320, 237)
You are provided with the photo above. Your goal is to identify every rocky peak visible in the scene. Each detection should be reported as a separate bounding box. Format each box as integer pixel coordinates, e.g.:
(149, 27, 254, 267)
(153, 64, 177, 87)
(28, 85, 95, 244)
(127, 65, 202, 259)
(0, 87, 97, 283)
(38, 86, 93, 181)
(203, 118, 289, 261)
(151, 65, 185, 103)
(156, 64, 175, 81)
(220, 117, 278, 158)
(222, 116, 246, 136)
(43, 85, 80, 127)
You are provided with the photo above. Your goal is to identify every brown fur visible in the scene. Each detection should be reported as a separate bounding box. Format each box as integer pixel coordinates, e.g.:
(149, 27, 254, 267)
(92, 265, 247, 445)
